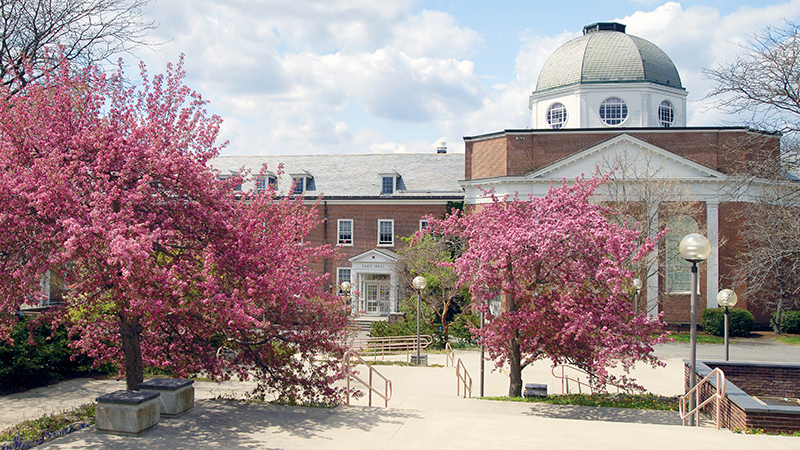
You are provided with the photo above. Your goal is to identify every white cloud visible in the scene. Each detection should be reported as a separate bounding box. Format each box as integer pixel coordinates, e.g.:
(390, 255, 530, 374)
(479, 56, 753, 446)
(619, 1, 800, 127)
(129, 1, 800, 157)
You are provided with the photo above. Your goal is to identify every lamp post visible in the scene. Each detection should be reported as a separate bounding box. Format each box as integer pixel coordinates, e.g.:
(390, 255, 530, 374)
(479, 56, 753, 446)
(340, 281, 352, 310)
(412, 276, 427, 366)
(717, 289, 738, 361)
(679, 233, 711, 426)
(633, 278, 643, 314)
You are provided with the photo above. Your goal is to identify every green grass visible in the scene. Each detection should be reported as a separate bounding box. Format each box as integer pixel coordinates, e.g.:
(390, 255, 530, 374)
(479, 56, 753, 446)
(735, 428, 800, 437)
(483, 393, 679, 411)
(667, 333, 725, 344)
(775, 335, 800, 345)
(0, 403, 95, 444)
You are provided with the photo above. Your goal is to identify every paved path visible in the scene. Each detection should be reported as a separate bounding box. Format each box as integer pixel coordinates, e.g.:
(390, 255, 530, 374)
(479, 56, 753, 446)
(0, 342, 798, 449)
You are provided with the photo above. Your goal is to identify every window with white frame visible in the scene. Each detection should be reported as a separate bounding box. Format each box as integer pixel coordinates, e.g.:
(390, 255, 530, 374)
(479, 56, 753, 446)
(546, 102, 567, 129)
(658, 100, 674, 128)
(665, 215, 699, 293)
(337, 219, 353, 245)
(381, 176, 394, 194)
(337, 267, 352, 294)
(599, 97, 628, 125)
(419, 219, 429, 231)
(291, 177, 304, 194)
(378, 219, 394, 246)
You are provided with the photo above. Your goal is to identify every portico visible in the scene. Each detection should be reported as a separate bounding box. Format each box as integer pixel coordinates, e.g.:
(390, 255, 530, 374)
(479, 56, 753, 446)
(348, 248, 400, 316)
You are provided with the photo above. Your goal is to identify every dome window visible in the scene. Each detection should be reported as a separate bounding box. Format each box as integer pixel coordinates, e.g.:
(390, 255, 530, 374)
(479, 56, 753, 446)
(599, 98, 628, 126)
(546, 103, 568, 129)
(658, 100, 674, 128)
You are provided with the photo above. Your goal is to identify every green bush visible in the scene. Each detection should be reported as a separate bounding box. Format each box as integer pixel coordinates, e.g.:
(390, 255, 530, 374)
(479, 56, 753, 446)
(775, 310, 800, 334)
(0, 315, 96, 390)
(701, 308, 754, 337)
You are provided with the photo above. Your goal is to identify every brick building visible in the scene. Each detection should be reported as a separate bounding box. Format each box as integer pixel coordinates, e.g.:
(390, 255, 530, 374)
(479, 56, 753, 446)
(211, 150, 464, 316)
(460, 22, 780, 325)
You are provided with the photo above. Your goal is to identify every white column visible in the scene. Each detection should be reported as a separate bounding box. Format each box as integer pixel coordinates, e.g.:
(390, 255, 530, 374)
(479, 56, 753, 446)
(647, 206, 659, 317)
(389, 269, 397, 313)
(706, 200, 720, 307)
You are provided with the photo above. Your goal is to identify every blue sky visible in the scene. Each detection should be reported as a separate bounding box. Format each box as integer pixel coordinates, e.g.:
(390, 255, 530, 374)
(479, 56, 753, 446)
(125, 0, 800, 156)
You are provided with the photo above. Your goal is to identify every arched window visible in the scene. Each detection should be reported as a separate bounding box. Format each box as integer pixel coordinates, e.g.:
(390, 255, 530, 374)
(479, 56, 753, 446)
(546, 102, 567, 129)
(599, 97, 628, 125)
(665, 216, 698, 292)
(658, 100, 674, 128)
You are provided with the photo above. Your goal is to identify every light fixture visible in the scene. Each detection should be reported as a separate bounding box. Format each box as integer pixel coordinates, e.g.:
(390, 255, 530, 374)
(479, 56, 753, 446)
(717, 289, 738, 361)
(680, 232, 711, 426)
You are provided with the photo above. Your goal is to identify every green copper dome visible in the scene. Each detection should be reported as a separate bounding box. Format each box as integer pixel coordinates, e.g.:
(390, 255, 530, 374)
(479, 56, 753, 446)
(536, 23, 683, 92)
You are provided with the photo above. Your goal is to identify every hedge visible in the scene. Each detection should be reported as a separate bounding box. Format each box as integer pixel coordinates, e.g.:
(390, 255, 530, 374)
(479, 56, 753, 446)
(701, 308, 754, 337)
(775, 310, 800, 334)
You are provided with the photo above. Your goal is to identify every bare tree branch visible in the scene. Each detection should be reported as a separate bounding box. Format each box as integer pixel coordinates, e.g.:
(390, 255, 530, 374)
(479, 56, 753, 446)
(1, 0, 156, 91)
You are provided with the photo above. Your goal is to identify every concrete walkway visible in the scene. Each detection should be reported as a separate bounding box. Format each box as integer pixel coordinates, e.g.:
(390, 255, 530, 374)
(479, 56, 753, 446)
(1, 342, 798, 449)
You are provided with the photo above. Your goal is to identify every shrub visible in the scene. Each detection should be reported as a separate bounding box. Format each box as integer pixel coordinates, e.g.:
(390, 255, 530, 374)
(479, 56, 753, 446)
(701, 308, 754, 337)
(0, 315, 97, 390)
(776, 310, 800, 334)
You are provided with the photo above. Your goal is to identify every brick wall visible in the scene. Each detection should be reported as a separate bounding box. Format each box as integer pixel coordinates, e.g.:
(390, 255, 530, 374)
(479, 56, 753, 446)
(685, 361, 800, 433)
(305, 201, 454, 288)
(704, 362, 800, 399)
(464, 128, 779, 182)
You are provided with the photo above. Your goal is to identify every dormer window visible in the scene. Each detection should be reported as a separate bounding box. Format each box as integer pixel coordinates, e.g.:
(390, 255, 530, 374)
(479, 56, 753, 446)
(219, 172, 242, 191)
(379, 171, 400, 195)
(256, 171, 278, 192)
(289, 170, 314, 195)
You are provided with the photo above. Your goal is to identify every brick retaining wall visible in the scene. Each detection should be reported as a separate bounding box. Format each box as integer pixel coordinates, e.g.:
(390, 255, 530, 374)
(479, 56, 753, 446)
(684, 360, 800, 433)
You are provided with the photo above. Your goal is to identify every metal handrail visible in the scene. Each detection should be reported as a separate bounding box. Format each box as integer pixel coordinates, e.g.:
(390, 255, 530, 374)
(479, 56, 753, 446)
(680, 367, 726, 430)
(456, 358, 472, 398)
(445, 342, 455, 367)
(551, 364, 623, 394)
(342, 350, 393, 407)
(350, 335, 433, 362)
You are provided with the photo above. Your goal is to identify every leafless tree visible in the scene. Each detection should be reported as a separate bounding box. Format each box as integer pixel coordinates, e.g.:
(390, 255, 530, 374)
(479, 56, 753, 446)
(705, 21, 800, 331)
(596, 147, 703, 314)
(1, 0, 155, 92)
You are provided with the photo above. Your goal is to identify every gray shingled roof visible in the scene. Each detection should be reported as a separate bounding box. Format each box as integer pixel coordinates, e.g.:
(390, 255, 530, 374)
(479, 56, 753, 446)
(536, 29, 683, 92)
(210, 153, 465, 198)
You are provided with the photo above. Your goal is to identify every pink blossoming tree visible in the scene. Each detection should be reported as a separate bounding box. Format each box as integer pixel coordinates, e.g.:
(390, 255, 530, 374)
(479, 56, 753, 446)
(429, 177, 667, 397)
(0, 57, 349, 404)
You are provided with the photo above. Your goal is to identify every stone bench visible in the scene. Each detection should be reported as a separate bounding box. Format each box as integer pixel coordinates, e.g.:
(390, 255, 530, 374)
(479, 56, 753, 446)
(138, 378, 195, 417)
(95, 390, 160, 436)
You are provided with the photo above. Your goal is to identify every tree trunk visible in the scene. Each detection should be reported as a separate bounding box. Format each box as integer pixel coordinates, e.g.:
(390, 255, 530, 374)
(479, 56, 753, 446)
(120, 313, 144, 391)
(508, 333, 523, 397)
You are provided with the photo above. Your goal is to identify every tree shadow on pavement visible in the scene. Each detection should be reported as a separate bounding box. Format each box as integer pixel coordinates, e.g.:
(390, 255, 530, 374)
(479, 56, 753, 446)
(45, 398, 422, 450)
(523, 403, 683, 426)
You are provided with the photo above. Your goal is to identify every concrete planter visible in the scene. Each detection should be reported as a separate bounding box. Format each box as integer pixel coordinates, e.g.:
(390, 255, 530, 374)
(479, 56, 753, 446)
(137, 378, 195, 417)
(95, 390, 160, 436)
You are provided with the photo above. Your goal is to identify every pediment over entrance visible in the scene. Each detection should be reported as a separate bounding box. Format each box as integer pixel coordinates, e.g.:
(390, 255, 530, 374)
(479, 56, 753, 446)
(527, 134, 726, 181)
(349, 248, 399, 265)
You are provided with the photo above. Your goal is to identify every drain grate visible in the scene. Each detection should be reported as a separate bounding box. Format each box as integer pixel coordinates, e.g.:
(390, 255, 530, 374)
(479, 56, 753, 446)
(755, 396, 800, 407)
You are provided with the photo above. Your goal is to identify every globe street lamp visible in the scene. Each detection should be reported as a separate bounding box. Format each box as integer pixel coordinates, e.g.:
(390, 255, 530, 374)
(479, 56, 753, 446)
(633, 278, 643, 314)
(679, 233, 711, 426)
(717, 289, 738, 361)
(412, 276, 427, 366)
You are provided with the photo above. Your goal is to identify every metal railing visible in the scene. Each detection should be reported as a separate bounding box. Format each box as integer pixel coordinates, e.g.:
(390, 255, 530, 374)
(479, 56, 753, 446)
(680, 367, 726, 430)
(456, 358, 472, 398)
(551, 364, 624, 394)
(349, 335, 433, 362)
(445, 342, 455, 367)
(342, 350, 393, 407)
